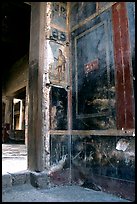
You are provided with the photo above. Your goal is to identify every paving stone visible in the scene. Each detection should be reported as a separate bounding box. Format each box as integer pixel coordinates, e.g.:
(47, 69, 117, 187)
(11, 171, 30, 186)
(2, 173, 12, 192)
(30, 171, 50, 189)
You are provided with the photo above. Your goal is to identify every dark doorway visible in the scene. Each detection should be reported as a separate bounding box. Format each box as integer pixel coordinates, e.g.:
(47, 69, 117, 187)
(2, 2, 31, 174)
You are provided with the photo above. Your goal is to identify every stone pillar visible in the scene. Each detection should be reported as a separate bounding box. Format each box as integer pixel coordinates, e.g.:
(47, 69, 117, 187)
(25, 86, 28, 146)
(18, 100, 23, 130)
(22, 99, 25, 130)
(4, 96, 13, 129)
(28, 2, 50, 171)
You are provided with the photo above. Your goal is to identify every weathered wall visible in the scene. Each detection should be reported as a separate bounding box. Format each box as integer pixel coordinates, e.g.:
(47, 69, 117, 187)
(28, 2, 44, 171)
(3, 3, 135, 201)
(4, 54, 28, 96)
(46, 2, 71, 179)
(48, 2, 135, 201)
(126, 2, 135, 115)
(4, 1, 133, 201)
(69, 2, 135, 200)
(71, 3, 116, 130)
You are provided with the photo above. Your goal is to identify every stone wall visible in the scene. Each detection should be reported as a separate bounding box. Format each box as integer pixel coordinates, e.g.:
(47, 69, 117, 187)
(4, 54, 28, 96)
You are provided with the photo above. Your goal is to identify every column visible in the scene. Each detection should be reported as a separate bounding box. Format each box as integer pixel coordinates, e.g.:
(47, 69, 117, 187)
(4, 96, 13, 128)
(19, 100, 23, 130)
(28, 2, 50, 171)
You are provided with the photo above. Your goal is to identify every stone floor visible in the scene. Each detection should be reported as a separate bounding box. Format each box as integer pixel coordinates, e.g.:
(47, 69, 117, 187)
(2, 184, 130, 202)
(2, 144, 131, 202)
(2, 144, 27, 174)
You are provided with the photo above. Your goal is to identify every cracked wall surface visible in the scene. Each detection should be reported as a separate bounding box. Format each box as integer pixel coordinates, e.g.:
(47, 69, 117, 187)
(4, 2, 134, 201)
(48, 2, 135, 201)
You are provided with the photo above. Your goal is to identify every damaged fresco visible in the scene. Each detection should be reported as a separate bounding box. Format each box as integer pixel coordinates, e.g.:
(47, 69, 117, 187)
(71, 136, 135, 182)
(48, 2, 135, 201)
(70, 2, 96, 29)
(71, 7, 116, 130)
(48, 41, 68, 86)
(70, 135, 135, 200)
(2, 2, 135, 201)
(51, 2, 67, 30)
(50, 86, 67, 130)
(49, 134, 135, 200)
(127, 2, 135, 108)
(49, 134, 70, 185)
(48, 2, 69, 87)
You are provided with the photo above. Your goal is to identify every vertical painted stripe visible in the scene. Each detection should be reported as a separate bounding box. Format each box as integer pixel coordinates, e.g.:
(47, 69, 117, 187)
(112, 2, 134, 129)
(112, 3, 125, 129)
(119, 2, 134, 129)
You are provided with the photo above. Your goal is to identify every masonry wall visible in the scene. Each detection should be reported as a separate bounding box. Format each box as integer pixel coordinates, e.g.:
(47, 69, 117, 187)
(3, 54, 28, 96)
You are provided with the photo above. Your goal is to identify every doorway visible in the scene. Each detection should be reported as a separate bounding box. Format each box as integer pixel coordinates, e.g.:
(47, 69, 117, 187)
(2, 2, 31, 174)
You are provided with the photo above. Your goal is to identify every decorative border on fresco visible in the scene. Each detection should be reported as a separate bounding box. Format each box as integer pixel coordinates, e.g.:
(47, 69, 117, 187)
(51, 23, 67, 33)
(71, 2, 116, 32)
(49, 129, 135, 136)
(51, 2, 67, 30)
(74, 21, 111, 119)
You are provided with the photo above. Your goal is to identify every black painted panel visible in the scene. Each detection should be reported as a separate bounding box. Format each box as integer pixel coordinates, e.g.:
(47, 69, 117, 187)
(49, 134, 135, 188)
(71, 9, 116, 130)
(49, 134, 71, 185)
(50, 134, 69, 165)
(50, 86, 67, 130)
(71, 135, 135, 182)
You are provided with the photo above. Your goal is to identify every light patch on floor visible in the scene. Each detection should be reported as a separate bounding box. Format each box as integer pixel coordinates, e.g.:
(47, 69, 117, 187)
(2, 144, 27, 174)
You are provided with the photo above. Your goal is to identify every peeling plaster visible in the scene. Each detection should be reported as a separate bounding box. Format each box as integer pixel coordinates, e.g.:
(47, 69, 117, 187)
(116, 139, 129, 151)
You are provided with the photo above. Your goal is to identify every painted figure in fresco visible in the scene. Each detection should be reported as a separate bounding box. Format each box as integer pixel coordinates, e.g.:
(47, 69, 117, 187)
(55, 49, 66, 82)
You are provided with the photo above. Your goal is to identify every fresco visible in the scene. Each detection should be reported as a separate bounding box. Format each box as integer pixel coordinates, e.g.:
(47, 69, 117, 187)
(49, 133, 135, 200)
(50, 86, 67, 130)
(71, 9, 116, 130)
(127, 2, 135, 98)
(70, 2, 96, 29)
(112, 2, 135, 129)
(75, 22, 110, 117)
(51, 2, 67, 30)
(48, 2, 135, 201)
(47, 2, 68, 87)
(49, 134, 70, 185)
(48, 41, 68, 86)
(98, 2, 113, 10)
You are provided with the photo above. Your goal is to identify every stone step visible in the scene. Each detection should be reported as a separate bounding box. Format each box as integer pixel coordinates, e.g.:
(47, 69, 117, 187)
(2, 170, 50, 192)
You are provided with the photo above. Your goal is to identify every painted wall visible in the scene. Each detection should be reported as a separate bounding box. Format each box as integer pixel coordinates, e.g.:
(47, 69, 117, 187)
(126, 2, 135, 115)
(71, 6, 116, 130)
(70, 2, 135, 200)
(49, 2, 135, 201)
(48, 2, 69, 87)
(5, 2, 134, 201)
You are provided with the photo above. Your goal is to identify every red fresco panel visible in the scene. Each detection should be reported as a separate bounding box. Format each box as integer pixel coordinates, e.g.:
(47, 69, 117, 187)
(112, 3, 125, 129)
(119, 2, 134, 129)
(112, 2, 134, 129)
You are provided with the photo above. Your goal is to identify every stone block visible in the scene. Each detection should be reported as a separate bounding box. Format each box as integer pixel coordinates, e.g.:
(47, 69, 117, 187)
(30, 171, 50, 189)
(2, 173, 12, 192)
(11, 171, 30, 186)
